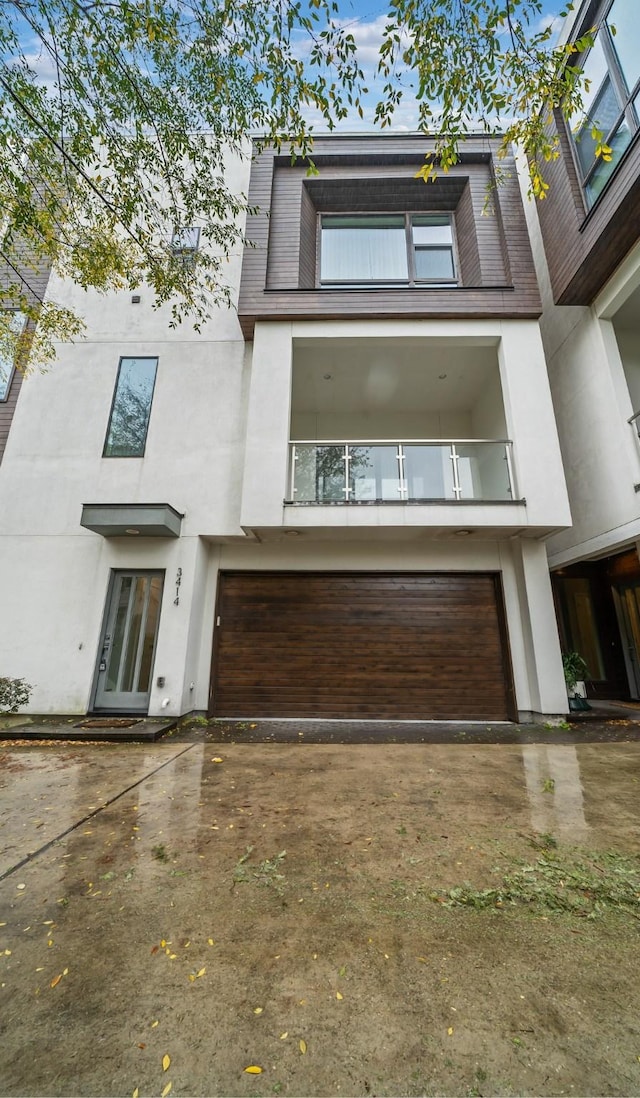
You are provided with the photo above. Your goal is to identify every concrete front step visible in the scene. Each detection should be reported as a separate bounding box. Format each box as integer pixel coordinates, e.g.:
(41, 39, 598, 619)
(0, 717, 177, 743)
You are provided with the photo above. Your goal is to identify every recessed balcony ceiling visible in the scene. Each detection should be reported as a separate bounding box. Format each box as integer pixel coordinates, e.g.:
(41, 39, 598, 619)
(292, 338, 498, 414)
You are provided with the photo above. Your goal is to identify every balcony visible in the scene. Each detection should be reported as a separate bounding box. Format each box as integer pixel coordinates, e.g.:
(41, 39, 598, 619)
(288, 440, 518, 504)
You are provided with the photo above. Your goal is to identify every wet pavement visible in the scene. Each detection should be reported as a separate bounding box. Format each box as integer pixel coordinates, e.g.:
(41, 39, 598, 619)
(1, 739, 640, 1096)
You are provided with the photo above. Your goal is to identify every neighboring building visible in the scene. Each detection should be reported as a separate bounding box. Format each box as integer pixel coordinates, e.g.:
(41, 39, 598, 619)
(0, 134, 570, 722)
(0, 245, 51, 467)
(526, 0, 640, 700)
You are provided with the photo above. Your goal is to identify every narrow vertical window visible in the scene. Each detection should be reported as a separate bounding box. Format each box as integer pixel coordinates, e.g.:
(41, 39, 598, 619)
(0, 311, 27, 401)
(103, 357, 158, 457)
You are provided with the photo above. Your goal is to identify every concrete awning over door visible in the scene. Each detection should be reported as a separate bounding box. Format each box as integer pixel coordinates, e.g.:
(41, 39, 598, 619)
(80, 503, 183, 538)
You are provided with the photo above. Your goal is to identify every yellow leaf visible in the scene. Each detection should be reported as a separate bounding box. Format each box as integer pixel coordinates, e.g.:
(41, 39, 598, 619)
(63, 968, 69, 976)
(280, 1032, 288, 1039)
(417, 956, 427, 963)
(336, 992, 343, 1000)
(212, 757, 223, 763)
(253, 1006, 263, 1014)
(299, 1039, 307, 1054)
(50, 973, 62, 988)
(447, 1027, 454, 1036)
(244, 1066, 263, 1074)
(208, 939, 215, 946)
(133, 1089, 139, 1098)
(196, 967, 206, 978)
(160, 940, 166, 948)
(151, 1020, 159, 1028)
(162, 1054, 171, 1071)
(161, 1084, 172, 1098)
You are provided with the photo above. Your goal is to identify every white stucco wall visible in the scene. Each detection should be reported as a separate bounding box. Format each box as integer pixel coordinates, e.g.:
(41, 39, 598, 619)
(522, 176, 640, 567)
(0, 143, 568, 721)
(0, 525, 567, 718)
(242, 318, 571, 533)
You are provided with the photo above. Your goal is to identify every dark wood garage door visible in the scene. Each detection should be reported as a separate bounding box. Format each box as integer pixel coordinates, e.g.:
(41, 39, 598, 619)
(209, 572, 515, 720)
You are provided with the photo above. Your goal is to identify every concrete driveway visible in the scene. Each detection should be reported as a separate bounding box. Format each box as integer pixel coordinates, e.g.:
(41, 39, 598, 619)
(1, 739, 640, 1096)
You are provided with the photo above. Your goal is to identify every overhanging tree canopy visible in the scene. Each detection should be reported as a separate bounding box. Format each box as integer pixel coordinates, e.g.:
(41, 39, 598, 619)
(0, 0, 595, 365)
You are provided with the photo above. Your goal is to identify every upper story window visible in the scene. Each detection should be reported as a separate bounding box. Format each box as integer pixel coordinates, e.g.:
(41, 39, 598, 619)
(571, 0, 640, 206)
(103, 356, 158, 458)
(319, 213, 457, 286)
(0, 311, 27, 401)
(170, 226, 200, 258)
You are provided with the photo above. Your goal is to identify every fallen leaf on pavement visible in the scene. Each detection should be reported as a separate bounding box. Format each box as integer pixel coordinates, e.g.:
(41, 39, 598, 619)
(299, 1039, 307, 1054)
(244, 1066, 262, 1074)
(162, 1054, 171, 1071)
(161, 1083, 172, 1097)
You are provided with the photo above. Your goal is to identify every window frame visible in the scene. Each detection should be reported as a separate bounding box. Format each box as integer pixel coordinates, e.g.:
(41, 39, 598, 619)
(103, 355, 159, 459)
(0, 311, 27, 402)
(318, 211, 458, 288)
(569, 0, 640, 206)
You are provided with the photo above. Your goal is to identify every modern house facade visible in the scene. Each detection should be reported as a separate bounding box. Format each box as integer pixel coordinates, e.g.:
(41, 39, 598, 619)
(526, 0, 640, 701)
(0, 133, 571, 722)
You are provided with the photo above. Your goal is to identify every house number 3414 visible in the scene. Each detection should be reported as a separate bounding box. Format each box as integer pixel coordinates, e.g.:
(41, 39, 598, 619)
(174, 567, 182, 605)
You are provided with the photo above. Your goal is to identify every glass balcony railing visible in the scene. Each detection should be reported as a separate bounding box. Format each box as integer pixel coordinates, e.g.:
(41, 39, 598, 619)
(288, 440, 517, 504)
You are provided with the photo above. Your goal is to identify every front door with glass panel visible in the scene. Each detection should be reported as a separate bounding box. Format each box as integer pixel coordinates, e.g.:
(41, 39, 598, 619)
(94, 571, 164, 711)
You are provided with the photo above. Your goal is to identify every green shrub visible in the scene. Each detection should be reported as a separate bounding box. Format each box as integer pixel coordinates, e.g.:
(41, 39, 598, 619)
(0, 677, 32, 714)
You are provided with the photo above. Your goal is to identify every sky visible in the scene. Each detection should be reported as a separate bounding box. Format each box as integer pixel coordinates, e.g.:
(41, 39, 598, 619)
(14, 0, 569, 135)
(294, 0, 568, 132)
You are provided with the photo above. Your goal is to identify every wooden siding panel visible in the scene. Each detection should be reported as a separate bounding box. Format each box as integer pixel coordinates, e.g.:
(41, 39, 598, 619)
(0, 236, 51, 464)
(536, 111, 640, 304)
(210, 571, 516, 720)
(239, 135, 541, 336)
(298, 184, 317, 289)
(0, 368, 24, 463)
(455, 182, 482, 285)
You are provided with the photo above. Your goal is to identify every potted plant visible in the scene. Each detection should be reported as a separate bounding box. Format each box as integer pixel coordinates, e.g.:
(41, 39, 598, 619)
(562, 652, 592, 711)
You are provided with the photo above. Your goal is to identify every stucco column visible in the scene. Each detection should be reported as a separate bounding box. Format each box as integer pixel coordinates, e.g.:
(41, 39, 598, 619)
(240, 321, 293, 530)
(509, 538, 568, 717)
